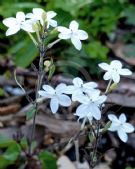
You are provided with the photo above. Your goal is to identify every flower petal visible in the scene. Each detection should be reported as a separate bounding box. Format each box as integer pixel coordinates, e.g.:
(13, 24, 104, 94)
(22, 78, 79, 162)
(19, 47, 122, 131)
(112, 72, 120, 83)
(76, 104, 90, 119)
(103, 71, 112, 81)
(108, 123, 120, 131)
(76, 30, 88, 40)
(71, 36, 82, 50)
(42, 85, 55, 94)
(119, 113, 126, 123)
(83, 82, 98, 90)
(58, 33, 71, 39)
(47, 11, 57, 19)
(108, 114, 120, 123)
(3, 17, 17, 27)
(48, 19, 57, 28)
(64, 86, 76, 94)
(119, 68, 132, 76)
(98, 63, 110, 71)
(111, 60, 122, 69)
(58, 94, 71, 107)
(122, 123, 134, 133)
(117, 129, 128, 142)
(90, 104, 101, 120)
(33, 8, 44, 16)
(57, 26, 71, 33)
(6, 26, 20, 36)
(69, 20, 79, 31)
(38, 90, 52, 98)
(55, 83, 67, 94)
(95, 95, 107, 105)
(73, 77, 83, 87)
(16, 12, 25, 22)
(50, 97, 59, 113)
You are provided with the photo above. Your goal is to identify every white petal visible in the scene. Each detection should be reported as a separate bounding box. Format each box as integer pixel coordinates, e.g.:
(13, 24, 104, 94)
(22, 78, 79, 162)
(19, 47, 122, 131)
(3, 17, 17, 27)
(38, 90, 52, 98)
(90, 90, 100, 101)
(33, 8, 44, 16)
(117, 129, 128, 142)
(98, 63, 110, 71)
(76, 30, 88, 40)
(108, 114, 120, 123)
(119, 68, 132, 76)
(112, 72, 120, 83)
(26, 13, 34, 19)
(69, 20, 79, 31)
(58, 33, 71, 39)
(64, 86, 76, 94)
(111, 60, 122, 69)
(73, 77, 83, 87)
(108, 123, 120, 131)
(74, 93, 88, 103)
(47, 11, 57, 19)
(42, 85, 55, 94)
(71, 36, 82, 50)
(6, 26, 20, 36)
(21, 21, 35, 32)
(16, 12, 25, 22)
(48, 19, 57, 28)
(55, 83, 67, 94)
(90, 104, 101, 120)
(57, 26, 71, 34)
(119, 113, 126, 123)
(103, 71, 112, 81)
(122, 123, 134, 133)
(58, 94, 71, 107)
(50, 97, 59, 113)
(95, 95, 107, 105)
(76, 104, 90, 118)
(83, 82, 98, 89)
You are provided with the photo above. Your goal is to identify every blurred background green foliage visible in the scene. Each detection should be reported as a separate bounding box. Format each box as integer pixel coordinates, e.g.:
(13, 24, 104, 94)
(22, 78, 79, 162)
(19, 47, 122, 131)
(0, 0, 135, 76)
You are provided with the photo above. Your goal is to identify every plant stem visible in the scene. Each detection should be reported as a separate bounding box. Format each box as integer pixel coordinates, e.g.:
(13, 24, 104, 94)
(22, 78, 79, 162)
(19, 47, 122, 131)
(105, 79, 112, 94)
(28, 36, 45, 155)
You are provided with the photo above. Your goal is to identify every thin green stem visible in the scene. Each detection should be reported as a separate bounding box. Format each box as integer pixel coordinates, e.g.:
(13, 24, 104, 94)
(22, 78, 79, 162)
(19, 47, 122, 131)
(105, 79, 112, 94)
(28, 36, 45, 155)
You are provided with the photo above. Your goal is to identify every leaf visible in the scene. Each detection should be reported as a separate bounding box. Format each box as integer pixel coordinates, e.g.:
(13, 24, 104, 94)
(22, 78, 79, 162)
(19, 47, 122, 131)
(102, 121, 112, 133)
(9, 38, 38, 68)
(20, 137, 28, 150)
(0, 88, 4, 96)
(48, 64, 55, 80)
(84, 41, 109, 60)
(39, 151, 57, 169)
(26, 108, 36, 121)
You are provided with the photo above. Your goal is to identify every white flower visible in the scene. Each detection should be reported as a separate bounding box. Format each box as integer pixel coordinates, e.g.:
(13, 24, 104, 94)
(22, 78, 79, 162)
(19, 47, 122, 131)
(26, 8, 57, 28)
(38, 83, 71, 113)
(75, 90, 107, 121)
(3, 12, 26, 36)
(64, 77, 98, 101)
(98, 60, 132, 83)
(57, 20, 88, 50)
(108, 113, 134, 142)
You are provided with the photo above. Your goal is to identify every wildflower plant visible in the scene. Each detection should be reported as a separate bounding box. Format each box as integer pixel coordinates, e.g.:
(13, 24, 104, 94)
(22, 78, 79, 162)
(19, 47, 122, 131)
(2, 7, 135, 168)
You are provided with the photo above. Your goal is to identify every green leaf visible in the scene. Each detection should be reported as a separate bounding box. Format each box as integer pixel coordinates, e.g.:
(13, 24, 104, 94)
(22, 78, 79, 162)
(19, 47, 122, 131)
(26, 108, 36, 121)
(0, 88, 4, 96)
(20, 137, 28, 150)
(84, 41, 109, 60)
(9, 38, 38, 68)
(39, 151, 57, 169)
(102, 121, 112, 133)
(48, 64, 55, 80)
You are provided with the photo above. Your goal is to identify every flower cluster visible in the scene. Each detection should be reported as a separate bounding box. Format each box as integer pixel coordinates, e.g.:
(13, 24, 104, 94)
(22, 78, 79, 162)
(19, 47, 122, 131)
(3, 8, 88, 50)
(38, 73, 134, 142)
(38, 77, 107, 122)
(3, 9, 134, 143)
